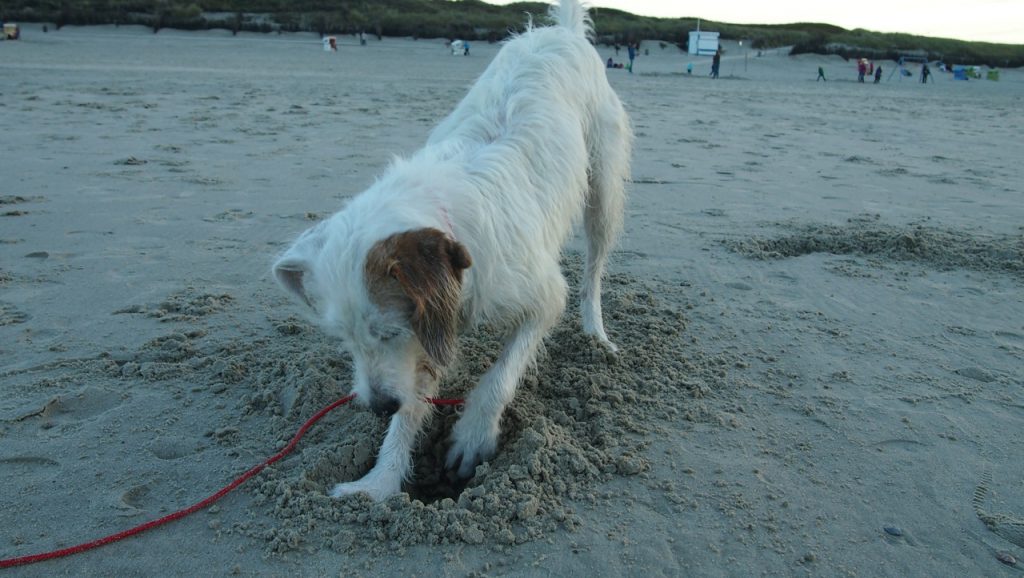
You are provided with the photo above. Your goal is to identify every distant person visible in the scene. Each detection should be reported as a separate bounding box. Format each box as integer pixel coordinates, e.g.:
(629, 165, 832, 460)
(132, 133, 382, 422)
(607, 56, 614, 68)
(857, 59, 866, 83)
(874, 65, 882, 83)
(464, 41, 470, 56)
(687, 62, 693, 75)
(359, 31, 366, 46)
(921, 63, 931, 83)
(711, 49, 721, 79)
(627, 43, 636, 73)
(614, 44, 620, 55)
(817, 66, 826, 81)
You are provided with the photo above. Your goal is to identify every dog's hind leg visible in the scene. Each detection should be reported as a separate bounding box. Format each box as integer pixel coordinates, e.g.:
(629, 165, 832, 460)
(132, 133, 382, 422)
(330, 400, 431, 501)
(581, 96, 632, 351)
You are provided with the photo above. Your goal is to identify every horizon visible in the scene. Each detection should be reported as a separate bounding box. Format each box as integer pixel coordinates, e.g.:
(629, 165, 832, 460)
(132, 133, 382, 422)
(491, 0, 1023, 45)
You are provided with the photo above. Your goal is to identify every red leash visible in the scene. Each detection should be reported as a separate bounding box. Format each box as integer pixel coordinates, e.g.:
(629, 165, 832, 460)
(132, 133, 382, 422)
(0, 393, 462, 569)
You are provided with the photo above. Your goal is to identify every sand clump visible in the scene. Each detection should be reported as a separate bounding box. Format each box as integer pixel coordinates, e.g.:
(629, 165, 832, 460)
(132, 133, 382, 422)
(114, 287, 236, 322)
(725, 216, 1024, 277)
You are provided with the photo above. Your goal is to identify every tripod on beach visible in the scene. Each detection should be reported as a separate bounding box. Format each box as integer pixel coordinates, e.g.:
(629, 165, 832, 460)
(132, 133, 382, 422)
(888, 55, 927, 82)
(887, 57, 906, 82)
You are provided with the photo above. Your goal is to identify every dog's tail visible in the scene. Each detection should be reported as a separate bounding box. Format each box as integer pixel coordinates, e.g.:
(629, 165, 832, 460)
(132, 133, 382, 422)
(552, 0, 592, 38)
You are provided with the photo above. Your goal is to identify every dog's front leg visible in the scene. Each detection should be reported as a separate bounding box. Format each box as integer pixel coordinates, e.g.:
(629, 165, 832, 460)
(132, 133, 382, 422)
(330, 400, 430, 501)
(446, 317, 549, 478)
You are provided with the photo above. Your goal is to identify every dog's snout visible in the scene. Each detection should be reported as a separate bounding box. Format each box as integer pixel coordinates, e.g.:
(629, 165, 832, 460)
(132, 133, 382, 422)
(369, 395, 401, 418)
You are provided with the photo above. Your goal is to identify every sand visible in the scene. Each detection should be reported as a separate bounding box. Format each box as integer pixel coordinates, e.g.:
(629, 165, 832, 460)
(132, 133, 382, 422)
(2, 23, 1023, 577)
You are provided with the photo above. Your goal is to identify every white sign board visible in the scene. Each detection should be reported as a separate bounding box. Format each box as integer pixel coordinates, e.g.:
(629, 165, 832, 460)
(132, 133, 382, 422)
(688, 31, 719, 56)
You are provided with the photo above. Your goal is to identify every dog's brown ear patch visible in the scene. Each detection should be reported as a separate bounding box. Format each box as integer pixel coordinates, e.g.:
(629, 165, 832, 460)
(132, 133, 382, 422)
(365, 228, 471, 366)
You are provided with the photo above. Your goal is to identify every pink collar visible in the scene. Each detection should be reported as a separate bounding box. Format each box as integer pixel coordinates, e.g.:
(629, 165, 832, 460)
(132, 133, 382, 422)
(437, 202, 456, 241)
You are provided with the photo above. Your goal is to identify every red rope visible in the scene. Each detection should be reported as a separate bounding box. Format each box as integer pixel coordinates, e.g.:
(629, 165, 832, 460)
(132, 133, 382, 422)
(0, 393, 462, 569)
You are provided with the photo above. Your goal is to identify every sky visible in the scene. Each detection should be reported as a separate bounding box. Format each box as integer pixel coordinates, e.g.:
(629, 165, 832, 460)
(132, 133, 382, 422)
(487, 0, 1024, 44)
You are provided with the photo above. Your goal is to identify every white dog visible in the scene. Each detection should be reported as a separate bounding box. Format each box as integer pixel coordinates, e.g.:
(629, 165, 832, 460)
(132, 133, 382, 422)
(273, 0, 631, 501)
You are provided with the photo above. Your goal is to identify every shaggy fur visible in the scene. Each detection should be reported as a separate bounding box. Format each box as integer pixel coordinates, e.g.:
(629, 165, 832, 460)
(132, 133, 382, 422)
(273, 0, 632, 501)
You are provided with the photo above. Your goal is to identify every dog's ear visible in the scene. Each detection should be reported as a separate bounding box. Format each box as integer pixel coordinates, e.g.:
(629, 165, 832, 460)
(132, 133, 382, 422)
(274, 258, 312, 307)
(369, 228, 471, 366)
(273, 223, 327, 307)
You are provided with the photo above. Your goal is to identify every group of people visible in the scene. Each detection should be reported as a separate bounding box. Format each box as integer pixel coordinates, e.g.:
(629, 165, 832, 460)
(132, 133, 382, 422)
(817, 59, 936, 84)
(854, 58, 884, 83)
(604, 43, 937, 85)
(605, 57, 626, 69)
(609, 45, 724, 79)
(606, 41, 642, 73)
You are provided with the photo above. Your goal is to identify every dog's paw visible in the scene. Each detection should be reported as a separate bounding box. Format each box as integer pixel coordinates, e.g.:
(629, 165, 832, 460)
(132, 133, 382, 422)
(598, 337, 619, 353)
(329, 473, 402, 502)
(445, 438, 497, 479)
(583, 325, 619, 355)
(446, 420, 499, 479)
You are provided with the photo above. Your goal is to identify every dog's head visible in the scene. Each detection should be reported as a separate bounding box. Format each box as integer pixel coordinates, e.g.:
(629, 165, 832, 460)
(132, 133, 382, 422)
(273, 223, 471, 416)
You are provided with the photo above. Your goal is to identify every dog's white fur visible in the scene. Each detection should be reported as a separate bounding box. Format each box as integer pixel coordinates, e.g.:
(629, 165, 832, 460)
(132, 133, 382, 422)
(273, 0, 631, 501)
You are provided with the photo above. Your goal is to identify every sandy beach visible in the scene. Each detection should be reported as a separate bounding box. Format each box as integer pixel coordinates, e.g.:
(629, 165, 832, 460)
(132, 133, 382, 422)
(2, 23, 1023, 576)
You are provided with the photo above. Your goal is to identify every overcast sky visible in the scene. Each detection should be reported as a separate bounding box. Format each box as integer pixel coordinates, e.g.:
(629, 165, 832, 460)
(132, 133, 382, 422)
(489, 0, 1023, 44)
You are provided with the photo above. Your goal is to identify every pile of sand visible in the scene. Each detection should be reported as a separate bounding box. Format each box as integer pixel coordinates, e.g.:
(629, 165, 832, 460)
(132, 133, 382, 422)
(726, 215, 1024, 277)
(6, 254, 735, 557)
(234, 253, 729, 555)
(114, 287, 236, 322)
